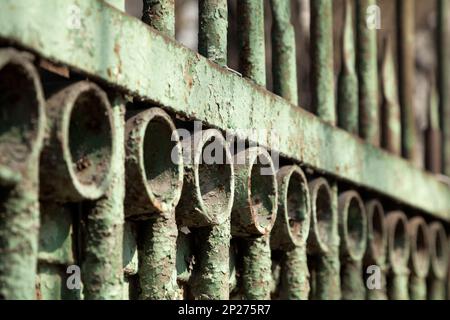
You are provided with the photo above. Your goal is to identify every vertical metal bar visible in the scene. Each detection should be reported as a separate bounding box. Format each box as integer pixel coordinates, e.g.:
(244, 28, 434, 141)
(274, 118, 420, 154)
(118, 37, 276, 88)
(407, 217, 430, 300)
(426, 79, 442, 173)
(386, 211, 410, 300)
(307, 178, 341, 300)
(338, 0, 359, 134)
(270, 0, 298, 104)
(364, 200, 388, 300)
(271, 166, 311, 299)
(338, 191, 367, 300)
(125, 108, 184, 299)
(381, 36, 402, 156)
(238, 0, 266, 86)
(398, 0, 418, 163)
(0, 49, 45, 299)
(437, 0, 450, 175)
(198, 0, 228, 66)
(232, 147, 278, 300)
(142, 0, 175, 37)
(357, 0, 380, 145)
(427, 222, 449, 300)
(311, 0, 335, 124)
(82, 95, 125, 299)
(197, 0, 233, 299)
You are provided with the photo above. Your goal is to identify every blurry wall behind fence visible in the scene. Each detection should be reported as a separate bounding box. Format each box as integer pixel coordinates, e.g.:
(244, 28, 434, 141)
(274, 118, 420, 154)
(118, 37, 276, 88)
(0, 0, 450, 300)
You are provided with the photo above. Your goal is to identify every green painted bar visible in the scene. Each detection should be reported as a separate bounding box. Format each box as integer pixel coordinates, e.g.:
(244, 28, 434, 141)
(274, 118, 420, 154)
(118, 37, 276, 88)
(337, 0, 358, 135)
(398, 0, 419, 163)
(311, 0, 335, 125)
(142, 0, 175, 37)
(199, 0, 228, 66)
(357, 0, 380, 146)
(437, 0, 450, 175)
(270, 0, 298, 105)
(0, 0, 449, 219)
(238, 0, 266, 86)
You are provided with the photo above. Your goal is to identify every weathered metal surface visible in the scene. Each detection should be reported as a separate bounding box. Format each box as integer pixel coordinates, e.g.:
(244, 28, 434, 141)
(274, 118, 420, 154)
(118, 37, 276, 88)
(397, 0, 419, 164)
(311, 0, 335, 125)
(386, 211, 410, 300)
(0, 49, 45, 299)
(337, 0, 358, 135)
(271, 165, 311, 299)
(142, 0, 175, 37)
(199, 0, 228, 67)
(380, 37, 401, 156)
(270, 0, 298, 105)
(307, 178, 341, 300)
(356, 0, 380, 146)
(1, 0, 449, 219)
(407, 217, 430, 300)
(81, 95, 125, 299)
(427, 222, 449, 300)
(232, 147, 277, 299)
(363, 200, 387, 300)
(338, 191, 367, 300)
(438, 0, 450, 175)
(238, 0, 266, 87)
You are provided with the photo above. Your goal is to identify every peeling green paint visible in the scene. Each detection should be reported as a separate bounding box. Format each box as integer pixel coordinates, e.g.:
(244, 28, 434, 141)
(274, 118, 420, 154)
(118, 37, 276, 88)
(142, 0, 175, 37)
(199, 0, 228, 67)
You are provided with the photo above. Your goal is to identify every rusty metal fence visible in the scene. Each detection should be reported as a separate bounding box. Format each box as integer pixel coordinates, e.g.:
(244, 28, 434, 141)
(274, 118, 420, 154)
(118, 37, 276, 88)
(0, 0, 449, 300)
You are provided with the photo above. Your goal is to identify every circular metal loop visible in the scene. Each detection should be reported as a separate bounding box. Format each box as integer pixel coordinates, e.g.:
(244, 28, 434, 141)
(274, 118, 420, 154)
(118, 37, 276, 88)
(386, 211, 410, 274)
(125, 107, 184, 218)
(0, 48, 45, 186)
(41, 81, 115, 201)
(407, 216, 430, 278)
(231, 147, 278, 237)
(271, 165, 311, 250)
(338, 190, 367, 261)
(364, 200, 387, 265)
(428, 221, 449, 279)
(177, 129, 235, 227)
(307, 177, 336, 254)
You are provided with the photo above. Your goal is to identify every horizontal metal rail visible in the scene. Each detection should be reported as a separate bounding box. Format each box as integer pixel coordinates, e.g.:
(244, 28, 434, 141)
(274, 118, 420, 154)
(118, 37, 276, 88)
(1, 0, 449, 220)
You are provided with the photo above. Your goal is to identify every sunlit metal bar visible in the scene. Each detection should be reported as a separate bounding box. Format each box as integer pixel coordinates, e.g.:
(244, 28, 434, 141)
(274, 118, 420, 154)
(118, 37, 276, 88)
(381, 36, 401, 156)
(238, 0, 266, 86)
(307, 178, 341, 300)
(386, 211, 410, 300)
(0, 49, 46, 299)
(2, 1, 449, 219)
(427, 222, 449, 300)
(363, 200, 387, 300)
(270, 0, 298, 105)
(398, 0, 418, 163)
(271, 165, 310, 299)
(311, 0, 335, 124)
(177, 129, 235, 299)
(437, 0, 450, 175)
(337, 0, 358, 134)
(356, 0, 380, 145)
(232, 147, 278, 299)
(338, 190, 367, 300)
(199, 0, 228, 66)
(407, 217, 430, 300)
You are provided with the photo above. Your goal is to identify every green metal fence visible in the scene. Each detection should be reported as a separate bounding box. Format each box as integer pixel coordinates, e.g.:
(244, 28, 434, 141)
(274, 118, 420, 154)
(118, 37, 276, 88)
(0, 0, 449, 300)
